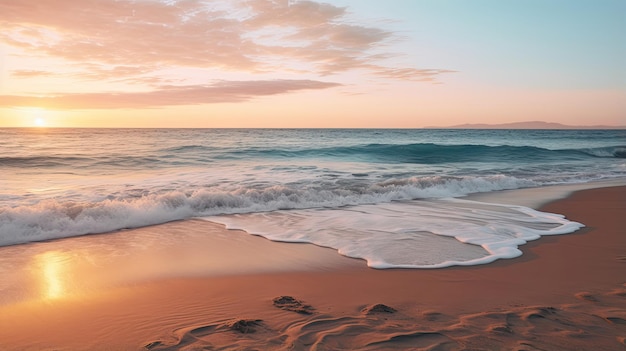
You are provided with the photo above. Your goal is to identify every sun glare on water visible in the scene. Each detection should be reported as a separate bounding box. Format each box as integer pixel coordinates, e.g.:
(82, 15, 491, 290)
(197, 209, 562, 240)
(35, 251, 69, 300)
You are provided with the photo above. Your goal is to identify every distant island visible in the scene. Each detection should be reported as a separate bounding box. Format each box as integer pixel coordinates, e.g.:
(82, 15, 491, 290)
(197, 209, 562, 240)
(427, 121, 625, 130)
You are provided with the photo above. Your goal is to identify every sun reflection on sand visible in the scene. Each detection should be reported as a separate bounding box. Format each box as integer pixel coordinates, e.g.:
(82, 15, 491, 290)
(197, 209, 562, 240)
(35, 251, 70, 300)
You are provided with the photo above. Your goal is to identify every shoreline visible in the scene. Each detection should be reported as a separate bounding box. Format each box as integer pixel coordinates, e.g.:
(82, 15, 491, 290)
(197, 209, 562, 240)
(0, 186, 624, 350)
(463, 177, 626, 208)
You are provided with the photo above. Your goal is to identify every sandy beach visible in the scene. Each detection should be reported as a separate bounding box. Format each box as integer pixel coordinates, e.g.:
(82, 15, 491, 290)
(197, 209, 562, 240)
(0, 185, 624, 350)
(3, 1, 624, 349)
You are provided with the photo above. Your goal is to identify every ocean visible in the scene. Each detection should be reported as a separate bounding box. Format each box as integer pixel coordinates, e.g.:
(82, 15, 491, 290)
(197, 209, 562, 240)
(1, 128, 624, 268)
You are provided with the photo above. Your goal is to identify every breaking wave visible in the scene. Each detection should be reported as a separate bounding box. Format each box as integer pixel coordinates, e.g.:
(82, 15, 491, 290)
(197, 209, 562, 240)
(0, 175, 536, 246)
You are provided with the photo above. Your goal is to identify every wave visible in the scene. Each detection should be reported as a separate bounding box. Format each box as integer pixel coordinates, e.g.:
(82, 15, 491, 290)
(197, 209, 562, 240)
(207, 199, 584, 269)
(0, 175, 537, 247)
(0, 155, 186, 168)
(579, 146, 626, 158)
(220, 143, 626, 163)
(0, 156, 89, 167)
(2, 144, 624, 169)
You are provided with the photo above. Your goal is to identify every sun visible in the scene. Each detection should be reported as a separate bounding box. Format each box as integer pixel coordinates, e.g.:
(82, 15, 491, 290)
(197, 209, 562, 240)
(18, 107, 50, 127)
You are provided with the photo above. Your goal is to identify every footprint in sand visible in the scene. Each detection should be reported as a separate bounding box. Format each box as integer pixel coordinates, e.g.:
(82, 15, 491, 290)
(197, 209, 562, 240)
(272, 296, 314, 314)
(361, 303, 397, 315)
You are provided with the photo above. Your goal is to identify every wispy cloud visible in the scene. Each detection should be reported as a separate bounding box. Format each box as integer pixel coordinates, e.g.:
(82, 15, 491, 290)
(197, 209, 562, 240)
(371, 68, 457, 81)
(0, 0, 451, 109)
(10, 70, 55, 78)
(0, 80, 341, 109)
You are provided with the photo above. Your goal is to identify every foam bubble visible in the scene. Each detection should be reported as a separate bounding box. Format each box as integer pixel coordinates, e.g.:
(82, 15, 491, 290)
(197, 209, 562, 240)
(204, 199, 584, 269)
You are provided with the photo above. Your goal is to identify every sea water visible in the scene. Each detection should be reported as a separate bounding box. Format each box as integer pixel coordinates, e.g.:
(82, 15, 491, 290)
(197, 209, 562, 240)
(1, 128, 624, 268)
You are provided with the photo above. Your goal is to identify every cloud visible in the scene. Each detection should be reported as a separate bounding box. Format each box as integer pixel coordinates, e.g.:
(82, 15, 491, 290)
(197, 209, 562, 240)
(0, 79, 342, 109)
(370, 67, 457, 81)
(1, 0, 448, 78)
(0, 0, 452, 109)
(10, 70, 55, 78)
(1, 0, 260, 73)
(244, 0, 347, 27)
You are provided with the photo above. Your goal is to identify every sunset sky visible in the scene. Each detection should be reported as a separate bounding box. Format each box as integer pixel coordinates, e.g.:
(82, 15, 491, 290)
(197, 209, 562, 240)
(1, 0, 624, 128)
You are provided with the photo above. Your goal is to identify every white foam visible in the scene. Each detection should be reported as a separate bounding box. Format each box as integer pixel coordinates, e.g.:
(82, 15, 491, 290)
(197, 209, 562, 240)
(0, 175, 539, 246)
(203, 199, 584, 269)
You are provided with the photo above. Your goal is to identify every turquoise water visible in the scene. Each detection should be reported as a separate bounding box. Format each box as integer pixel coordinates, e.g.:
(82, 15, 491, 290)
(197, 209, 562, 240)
(1, 128, 624, 267)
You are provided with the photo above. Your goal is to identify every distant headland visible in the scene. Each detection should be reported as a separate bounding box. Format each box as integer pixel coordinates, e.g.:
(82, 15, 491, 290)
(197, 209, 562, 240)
(427, 121, 625, 130)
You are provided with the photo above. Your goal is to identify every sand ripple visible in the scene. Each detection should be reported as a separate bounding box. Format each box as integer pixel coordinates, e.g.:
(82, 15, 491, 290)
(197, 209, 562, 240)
(144, 286, 625, 351)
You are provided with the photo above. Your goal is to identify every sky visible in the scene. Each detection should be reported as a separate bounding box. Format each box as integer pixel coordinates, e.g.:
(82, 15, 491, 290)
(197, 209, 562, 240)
(0, 0, 625, 128)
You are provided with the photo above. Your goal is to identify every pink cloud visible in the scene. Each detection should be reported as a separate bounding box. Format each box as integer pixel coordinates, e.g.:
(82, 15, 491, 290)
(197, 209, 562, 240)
(0, 0, 452, 109)
(244, 0, 346, 27)
(0, 80, 342, 109)
(370, 67, 457, 81)
(10, 70, 54, 78)
(1, 0, 448, 79)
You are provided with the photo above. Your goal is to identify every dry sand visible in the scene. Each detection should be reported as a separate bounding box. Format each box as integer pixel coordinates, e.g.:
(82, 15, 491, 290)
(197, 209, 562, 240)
(0, 186, 624, 350)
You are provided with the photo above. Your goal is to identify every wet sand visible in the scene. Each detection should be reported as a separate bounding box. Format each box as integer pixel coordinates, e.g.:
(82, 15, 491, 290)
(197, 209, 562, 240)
(0, 186, 624, 350)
